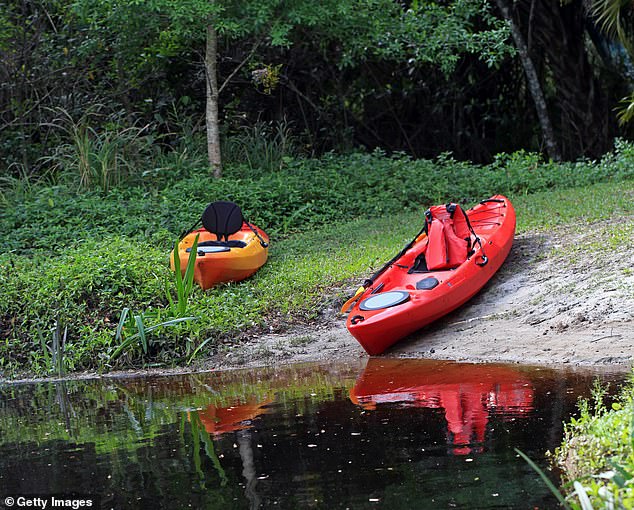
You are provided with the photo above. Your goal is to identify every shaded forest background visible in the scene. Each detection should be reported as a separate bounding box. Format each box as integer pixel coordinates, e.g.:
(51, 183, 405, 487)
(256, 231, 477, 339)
(2, 0, 634, 182)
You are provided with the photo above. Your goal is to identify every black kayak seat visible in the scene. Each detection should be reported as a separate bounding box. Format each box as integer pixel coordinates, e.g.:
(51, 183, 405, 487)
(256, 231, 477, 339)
(202, 201, 244, 242)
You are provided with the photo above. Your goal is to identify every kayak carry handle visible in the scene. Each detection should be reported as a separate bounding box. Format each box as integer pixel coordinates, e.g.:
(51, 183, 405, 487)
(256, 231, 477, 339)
(350, 315, 365, 325)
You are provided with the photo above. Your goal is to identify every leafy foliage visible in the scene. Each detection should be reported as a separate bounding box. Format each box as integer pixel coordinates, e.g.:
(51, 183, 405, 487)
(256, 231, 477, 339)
(555, 377, 634, 508)
(1, 146, 633, 376)
(3, 143, 634, 255)
(334, 0, 513, 72)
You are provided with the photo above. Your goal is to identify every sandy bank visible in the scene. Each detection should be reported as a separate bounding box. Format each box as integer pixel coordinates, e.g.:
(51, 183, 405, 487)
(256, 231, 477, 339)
(204, 218, 634, 371)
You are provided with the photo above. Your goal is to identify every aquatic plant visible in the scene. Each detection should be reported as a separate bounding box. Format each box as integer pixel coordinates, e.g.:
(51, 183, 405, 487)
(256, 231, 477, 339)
(34, 320, 66, 377)
(167, 234, 200, 317)
(110, 236, 201, 360)
(548, 378, 634, 509)
(110, 307, 198, 360)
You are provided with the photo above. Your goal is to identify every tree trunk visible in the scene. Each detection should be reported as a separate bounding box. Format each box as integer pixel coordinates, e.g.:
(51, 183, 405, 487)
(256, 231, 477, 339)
(516, 0, 612, 159)
(205, 24, 222, 178)
(495, 0, 562, 161)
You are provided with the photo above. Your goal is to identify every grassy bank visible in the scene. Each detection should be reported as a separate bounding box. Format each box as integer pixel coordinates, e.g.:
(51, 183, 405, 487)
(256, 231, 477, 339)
(555, 377, 634, 508)
(1, 144, 634, 378)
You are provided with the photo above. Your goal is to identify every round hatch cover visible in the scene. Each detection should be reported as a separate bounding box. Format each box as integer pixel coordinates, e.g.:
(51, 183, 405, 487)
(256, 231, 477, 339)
(416, 277, 439, 290)
(359, 291, 410, 311)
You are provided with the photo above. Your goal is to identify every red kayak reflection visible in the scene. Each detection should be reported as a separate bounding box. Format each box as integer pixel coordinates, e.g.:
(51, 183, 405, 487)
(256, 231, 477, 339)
(350, 359, 534, 455)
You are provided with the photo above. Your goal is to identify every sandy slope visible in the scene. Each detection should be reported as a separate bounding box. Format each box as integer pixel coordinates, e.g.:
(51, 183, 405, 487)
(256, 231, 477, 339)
(206, 217, 634, 371)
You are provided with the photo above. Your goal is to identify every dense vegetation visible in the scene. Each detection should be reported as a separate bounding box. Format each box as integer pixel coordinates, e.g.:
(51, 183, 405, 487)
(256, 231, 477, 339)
(554, 378, 634, 509)
(1, 141, 634, 377)
(3, 0, 634, 179)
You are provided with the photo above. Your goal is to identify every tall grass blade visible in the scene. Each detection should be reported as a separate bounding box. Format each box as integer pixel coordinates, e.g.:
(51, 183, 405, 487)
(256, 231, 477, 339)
(110, 334, 140, 360)
(37, 328, 51, 366)
(116, 307, 130, 342)
(515, 448, 572, 509)
(172, 239, 184, 313)
(165, 278, 177, 317)
(573, 481, 594, 510)
(109, 316, 198, 360)
(52, 319, 60, 375)
(59, 326, 67, 377)
(173, 239, 183, 288)
(170, 234, 199, 317)
(186, 336, 214, 365)
(143, 316, 198, 333)
(134, 315, 148, 354)
(181, 234, 199, 315)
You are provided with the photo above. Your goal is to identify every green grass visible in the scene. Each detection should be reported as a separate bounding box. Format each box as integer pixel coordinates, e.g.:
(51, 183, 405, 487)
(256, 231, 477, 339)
(513, 180, 634, 231)
(1, 145, 633, 377)
(555, 378, 634, 509)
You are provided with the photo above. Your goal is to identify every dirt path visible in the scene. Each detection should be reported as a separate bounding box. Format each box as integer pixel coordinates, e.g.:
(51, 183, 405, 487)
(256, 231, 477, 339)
(205, 217, 634, 371)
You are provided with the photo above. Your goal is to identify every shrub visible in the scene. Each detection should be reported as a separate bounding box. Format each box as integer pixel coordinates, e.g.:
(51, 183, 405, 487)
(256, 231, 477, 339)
(7, 143, 634, 257)
(0, 237, 167, 372)
(555, 378, 634, 509)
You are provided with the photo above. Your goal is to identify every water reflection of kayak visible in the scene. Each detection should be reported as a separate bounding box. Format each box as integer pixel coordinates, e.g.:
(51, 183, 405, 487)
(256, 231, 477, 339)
(350, 359, 534, 454)
(195, 398, 273, 436)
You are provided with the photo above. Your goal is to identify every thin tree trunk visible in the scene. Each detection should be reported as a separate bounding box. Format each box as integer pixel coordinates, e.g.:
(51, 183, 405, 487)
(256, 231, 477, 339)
(495, 0, 562, 161)
(205, 24, 222, 178)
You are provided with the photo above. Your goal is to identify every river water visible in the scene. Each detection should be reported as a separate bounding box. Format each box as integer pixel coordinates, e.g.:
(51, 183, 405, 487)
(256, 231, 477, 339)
(0, 359, 626, 509)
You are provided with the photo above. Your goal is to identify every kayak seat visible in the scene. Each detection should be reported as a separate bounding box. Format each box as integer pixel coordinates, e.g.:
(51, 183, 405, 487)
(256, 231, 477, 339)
(408, 253, 429, 273)
(202, 200, 245, 241)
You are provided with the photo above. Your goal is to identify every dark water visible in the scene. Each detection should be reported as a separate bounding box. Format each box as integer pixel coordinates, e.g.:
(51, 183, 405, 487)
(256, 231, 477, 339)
(0, 359, 627, 509)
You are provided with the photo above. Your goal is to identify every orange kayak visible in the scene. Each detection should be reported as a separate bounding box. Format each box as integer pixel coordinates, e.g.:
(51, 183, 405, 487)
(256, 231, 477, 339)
(195, 397, 272, 436)
(171, 224, 269, 290)
(345, 195, 515, 355)
(170, 201, 269, 290)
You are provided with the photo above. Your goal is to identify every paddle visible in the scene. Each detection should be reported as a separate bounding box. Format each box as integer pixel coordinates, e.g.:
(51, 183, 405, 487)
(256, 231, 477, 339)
(340, 285, 367, 314)
(340, 229, 428, 314)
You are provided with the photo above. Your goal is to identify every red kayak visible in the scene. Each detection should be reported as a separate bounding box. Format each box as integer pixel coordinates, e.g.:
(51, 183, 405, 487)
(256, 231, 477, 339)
(344, 195, 515, 355)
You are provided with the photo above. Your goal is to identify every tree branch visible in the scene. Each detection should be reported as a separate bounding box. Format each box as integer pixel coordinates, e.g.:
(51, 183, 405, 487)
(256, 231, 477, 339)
(218, 38, 262, 95)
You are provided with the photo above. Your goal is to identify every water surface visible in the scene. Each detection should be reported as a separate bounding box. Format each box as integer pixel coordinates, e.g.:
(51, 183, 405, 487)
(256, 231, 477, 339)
(0, 359, 626, 509)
